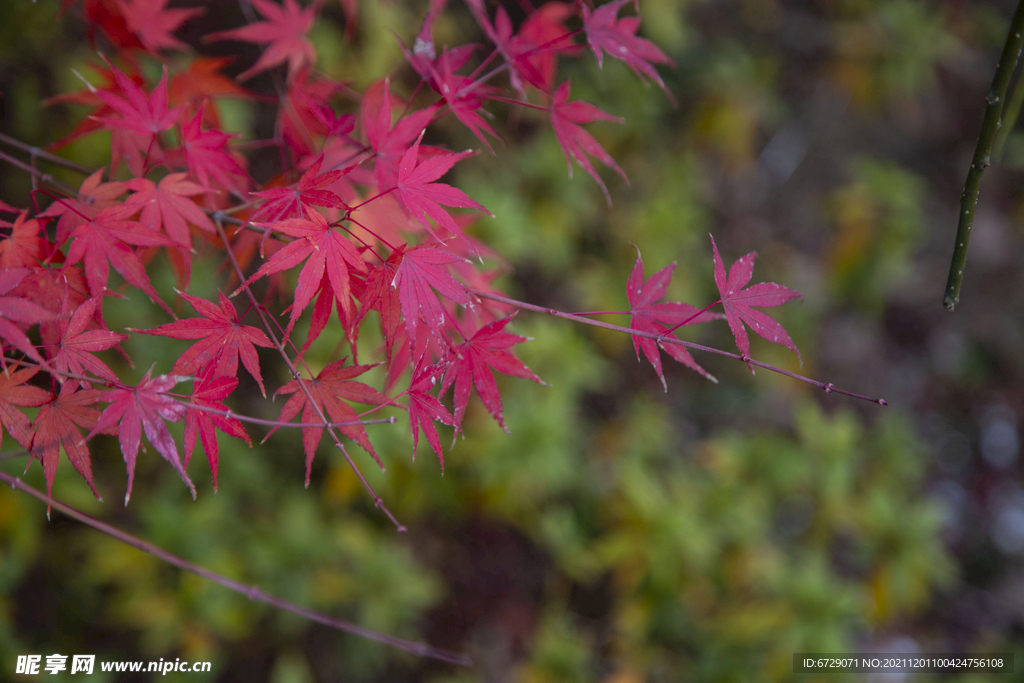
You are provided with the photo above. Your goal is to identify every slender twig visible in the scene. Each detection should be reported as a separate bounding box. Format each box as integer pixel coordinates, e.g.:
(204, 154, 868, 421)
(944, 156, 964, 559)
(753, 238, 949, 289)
(944, 0, 1024, 311)
(469, 288, 887, 405)
(215, 219, 408, 533)
(0, 132, 95, 175)
(0, 471, 471, 666)
(0, 150, 80, 198)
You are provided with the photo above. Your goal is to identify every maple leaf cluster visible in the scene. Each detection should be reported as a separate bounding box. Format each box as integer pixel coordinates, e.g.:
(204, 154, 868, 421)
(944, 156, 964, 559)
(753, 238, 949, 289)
(0, 0, 802, 507)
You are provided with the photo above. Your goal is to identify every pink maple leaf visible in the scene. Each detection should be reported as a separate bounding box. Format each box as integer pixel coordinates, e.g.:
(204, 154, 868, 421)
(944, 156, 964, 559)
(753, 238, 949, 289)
(205, 0, 320, 82)
(626, 248, 719, 390)
(582, 0, 675, 98)
(85, 368, 194, 504)
(549, 80, 627, 205)
(710, 235, 802, 371)
(116, 0, 204, 53)
(394, 131, 491, 244)
(136, 289, 273, 395)
(440, 314, 543, 436)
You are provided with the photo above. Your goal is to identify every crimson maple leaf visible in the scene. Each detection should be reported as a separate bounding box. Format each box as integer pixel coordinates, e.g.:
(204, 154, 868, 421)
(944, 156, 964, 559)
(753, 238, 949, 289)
(268, 360, 389, 485)
(0, 267, 55, 363)
(428, 48, 501, 151)
(40, 169, 126, 245)
(361, 79, 437, 191)
(549, 80, 627, 205)
(394, 131, 491, 244)
(177, 109, 249, 194)
(85, 368, 194, 504)
(183, 365, 250, 491)
(125, 172, 215, 284)
(116, 0, 204, 52)
(440, 314, 543, 436)
(91, 62, 182, 143)
(29, 382, 105, 501)
(0, 211, 49, 268)
(581, 0, 675, 98)
(407, 362, 455, 471)
(51, 295, 128, 384)
(710, 235, 802, 371)
(205, 0, 320, 82)
(62, 204, 174, 314)
(355, 250, 402, 365)
(391, 245, 472, 351)
(250, 154, 349, 223)
(626, 249, 719, 390)
(465, 0, 544, 97)
(125, 172, 215, 243)
(136, 289, 273, 395)
(517, 2, 577, 93)
(236, 206, 367, 338)
(0, 365, 51, 450)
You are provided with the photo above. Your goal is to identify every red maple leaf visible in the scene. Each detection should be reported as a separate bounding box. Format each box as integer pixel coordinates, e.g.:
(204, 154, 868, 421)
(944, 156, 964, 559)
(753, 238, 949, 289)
(0, 365, 51, 450)
(355, 250, 402, 365)
(517, 2, 577, 93)
(183, 365, 250, 491)
(62, 204, 174, 314)
(428, 48, 501, 150)
(710, 235, 802, 371)
(236, 206, 367, 338)
(29, 382, 105, 500)
(361, 79, 437, 191)
(0, 267, 55, 363)
(177, 109, 249, 194)
(550, 80, 626, 205)
(465, 0, 544, 96)
(626, 249, 719, 390)
(394, 132, 491, 244)
(92, 62, 182, 141)
(136, 289, 273, 395)
(407, 362, 455, 471)
(40, 169, 126, 245)
(116, 0, 204, 52)
(0, 211, 49, 268)
(51, 295, 128, 384)
(250, 154, 349, 223)
(391, 245, 471, 350)
(125, 172, 215, 244)
(205, 0, 320, 82)
(85, 368, 194, 504)
(581, 0, 675, 98)
(268, 360, 390, 484)
(440, 314, 543, 435)
(125, 172, 215, 284)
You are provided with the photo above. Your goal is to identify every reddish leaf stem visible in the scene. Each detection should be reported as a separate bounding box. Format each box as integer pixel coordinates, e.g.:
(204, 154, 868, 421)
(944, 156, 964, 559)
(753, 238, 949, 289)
(468, 288, 887, 405)
(0, 471, 471, 666)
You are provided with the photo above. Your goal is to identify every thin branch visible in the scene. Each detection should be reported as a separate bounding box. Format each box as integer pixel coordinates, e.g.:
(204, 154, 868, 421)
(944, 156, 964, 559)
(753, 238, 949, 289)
(944, 0, 1024, 311)
(215, 219, 409, 533)
(469, 288, 887, 405)
(0, 150, 80, 198)
(0, 471, 471, 666)
(0, 132, 95, 175)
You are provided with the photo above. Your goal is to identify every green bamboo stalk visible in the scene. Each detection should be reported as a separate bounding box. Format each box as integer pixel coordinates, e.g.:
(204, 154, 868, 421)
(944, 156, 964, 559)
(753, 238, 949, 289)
(944, 0, 1024, 311)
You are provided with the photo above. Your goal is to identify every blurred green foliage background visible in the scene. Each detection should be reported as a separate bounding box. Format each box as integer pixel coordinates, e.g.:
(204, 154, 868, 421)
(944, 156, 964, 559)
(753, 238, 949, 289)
(2, 0, 1024, 681)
